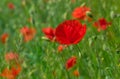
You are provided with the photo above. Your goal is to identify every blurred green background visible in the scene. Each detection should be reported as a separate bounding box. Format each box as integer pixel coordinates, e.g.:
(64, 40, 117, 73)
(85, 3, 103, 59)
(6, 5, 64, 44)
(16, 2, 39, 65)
(0, 0, 120, 79)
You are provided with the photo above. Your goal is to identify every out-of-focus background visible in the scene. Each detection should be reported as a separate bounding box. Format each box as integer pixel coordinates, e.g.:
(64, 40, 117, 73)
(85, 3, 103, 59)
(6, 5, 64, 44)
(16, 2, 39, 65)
(0, 0, 120, 79)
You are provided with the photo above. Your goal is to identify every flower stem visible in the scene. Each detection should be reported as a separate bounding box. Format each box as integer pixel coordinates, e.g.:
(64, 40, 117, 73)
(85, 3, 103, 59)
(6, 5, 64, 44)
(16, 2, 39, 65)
(60, 53, 71, 79)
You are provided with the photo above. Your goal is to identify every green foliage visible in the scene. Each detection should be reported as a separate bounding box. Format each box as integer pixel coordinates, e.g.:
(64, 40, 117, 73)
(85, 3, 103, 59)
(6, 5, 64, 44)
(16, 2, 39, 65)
(0, 0, 120, 79)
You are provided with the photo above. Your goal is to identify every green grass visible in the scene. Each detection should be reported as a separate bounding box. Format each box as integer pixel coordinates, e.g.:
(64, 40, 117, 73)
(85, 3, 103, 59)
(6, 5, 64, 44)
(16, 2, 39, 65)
(0, 0, 120, 79)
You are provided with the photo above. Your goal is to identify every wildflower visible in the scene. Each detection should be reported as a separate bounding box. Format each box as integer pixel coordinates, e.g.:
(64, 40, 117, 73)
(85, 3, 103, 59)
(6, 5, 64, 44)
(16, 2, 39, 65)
(0, 33, 9, 44)
(5, 52, 18, 62)
(7, 3, 15, 10)
(11, 65, 21, 77)
(72, 6, 90, 20)
(20, 26, 36, 42)
(42, 27, 55, 41)
(93, 18, 111, 32)
(65, 56, 77, 70)
(0, 64, 21, 79)
(55, 20, 86, 45)
(58, 45, 64, 52)
(73, 70, 80, 77)
(57, 45, 67, 52)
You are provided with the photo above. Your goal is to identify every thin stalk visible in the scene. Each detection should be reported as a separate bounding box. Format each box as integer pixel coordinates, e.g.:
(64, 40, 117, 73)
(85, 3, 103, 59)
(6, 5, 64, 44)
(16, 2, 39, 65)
(74, 44, 82, 78)
(60, 53, 71, 79)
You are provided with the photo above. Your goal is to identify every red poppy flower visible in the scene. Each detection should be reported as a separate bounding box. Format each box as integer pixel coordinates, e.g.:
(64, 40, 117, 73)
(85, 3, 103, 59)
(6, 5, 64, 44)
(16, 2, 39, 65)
(94, 18, 111, 32)
(72, 6, 90, 20)
(5, 52, 18, 62)
(20, 26, 36, 42)
(55, 20, 86, 45)
(42, 27, 55, 41)
(58, 45, 64, 52)
(65, 56, 77, 70)
(8, 3, 15, 10)
(0, 68, 14, 79)
(11, 65, 21, 77)
(57, 45, 67, 52)
(0, 64, 21, 79)
(0, 33, 9, 44)
(73, 70, 80, 77)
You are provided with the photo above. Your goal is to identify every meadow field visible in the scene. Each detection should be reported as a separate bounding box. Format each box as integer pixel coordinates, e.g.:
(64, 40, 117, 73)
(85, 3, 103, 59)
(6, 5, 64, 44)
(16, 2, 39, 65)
(0, 0, 120, 79)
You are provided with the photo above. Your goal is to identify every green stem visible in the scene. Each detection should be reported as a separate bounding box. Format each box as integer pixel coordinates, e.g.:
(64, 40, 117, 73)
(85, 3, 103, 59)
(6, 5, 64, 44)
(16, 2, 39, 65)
(74, 44, 82, 77)
(60, 53, 71, 79)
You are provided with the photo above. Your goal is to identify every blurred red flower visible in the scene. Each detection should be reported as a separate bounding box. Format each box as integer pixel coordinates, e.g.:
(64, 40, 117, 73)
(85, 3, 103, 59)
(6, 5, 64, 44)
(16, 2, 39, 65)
(0, 33, 9, 44)
(58, 45, 64, 52)
(55, 20, 86, 45)
(42, 27, 55, 41)
(8, 3, 15, 10)
(73, 70, 80, 77)
(57, 45, 67, 52)
(11, 65, 21, 78)
(0, 64, 21, 79)
(94, 18, 111, 32)
(5, 52, 18, 62)
(65, 56, 77, 70)
(20, 26, 36, 42)
(72, 6, 90, 20)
